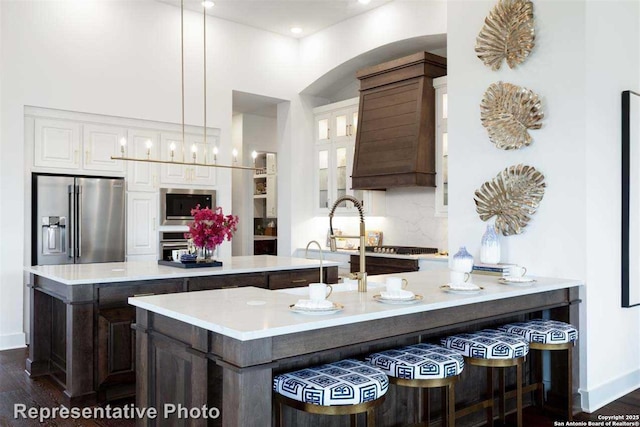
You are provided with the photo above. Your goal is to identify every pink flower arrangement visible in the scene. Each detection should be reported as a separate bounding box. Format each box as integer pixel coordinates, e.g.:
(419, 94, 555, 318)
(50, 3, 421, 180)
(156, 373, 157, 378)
(185, 205, 238, 250)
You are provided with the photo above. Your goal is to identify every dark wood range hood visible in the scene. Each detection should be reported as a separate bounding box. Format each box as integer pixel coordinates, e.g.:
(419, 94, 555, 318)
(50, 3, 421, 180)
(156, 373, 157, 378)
(352, 52, 447, 190)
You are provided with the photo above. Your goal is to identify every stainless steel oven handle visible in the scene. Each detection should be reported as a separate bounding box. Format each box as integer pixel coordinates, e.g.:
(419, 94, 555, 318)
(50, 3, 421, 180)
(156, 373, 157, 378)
(160, 242, 189, 248)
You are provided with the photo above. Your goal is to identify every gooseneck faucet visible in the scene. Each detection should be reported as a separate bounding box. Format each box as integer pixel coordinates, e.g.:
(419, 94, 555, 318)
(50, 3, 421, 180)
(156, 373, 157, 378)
(329, 195, 367, 292)
(304, 240, 324, 283)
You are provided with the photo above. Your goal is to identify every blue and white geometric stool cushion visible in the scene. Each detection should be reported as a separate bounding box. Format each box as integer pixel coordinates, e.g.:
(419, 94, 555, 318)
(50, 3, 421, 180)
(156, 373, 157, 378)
(498, 319, 578, 345)
(441, 329, 529, 359)
(365, 343, 464, 380)
(273, 359, 389, 406)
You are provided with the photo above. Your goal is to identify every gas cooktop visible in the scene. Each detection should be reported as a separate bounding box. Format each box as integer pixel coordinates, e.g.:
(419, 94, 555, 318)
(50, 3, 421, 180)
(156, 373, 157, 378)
(364, 246, 439, 255)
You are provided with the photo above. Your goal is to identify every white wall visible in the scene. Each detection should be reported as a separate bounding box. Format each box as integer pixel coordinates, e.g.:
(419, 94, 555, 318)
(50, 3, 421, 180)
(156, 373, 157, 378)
(298, 0, 447, 93)
(583, 0, 640, 411)
(448, 0, 640, 412)
(0, 0, 299, 350)
(243, 114, 278, 154)
(289, 0, 449, 253)
(231, 114, 245, 256)
(448, 0, 587, 278)
(234, 113, 278, 256)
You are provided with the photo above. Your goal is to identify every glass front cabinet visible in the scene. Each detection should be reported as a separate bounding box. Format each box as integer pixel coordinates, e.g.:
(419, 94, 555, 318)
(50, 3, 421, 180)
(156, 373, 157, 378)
(313, 98, 382, 215)
(434, 76, 448, 216)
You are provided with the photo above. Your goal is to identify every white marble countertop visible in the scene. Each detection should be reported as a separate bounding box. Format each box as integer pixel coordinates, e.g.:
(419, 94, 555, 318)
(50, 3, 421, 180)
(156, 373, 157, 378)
(301, 247, 449, 261)
(128, 270, 583, 341)
(25, 255, 337, 285)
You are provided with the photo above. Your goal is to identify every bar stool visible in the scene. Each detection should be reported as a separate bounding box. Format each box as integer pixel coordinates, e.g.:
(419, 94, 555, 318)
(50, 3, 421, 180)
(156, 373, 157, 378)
(498, 319, 578, 420)
(273, 359, 388, 427)
(366, 343, 464, 426)
(442, 330, 529, 427)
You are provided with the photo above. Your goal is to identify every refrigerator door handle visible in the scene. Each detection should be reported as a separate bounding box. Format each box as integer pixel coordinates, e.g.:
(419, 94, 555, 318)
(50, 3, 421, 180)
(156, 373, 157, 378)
(68, 185, 75, 259)
(77, 185, 82, 258)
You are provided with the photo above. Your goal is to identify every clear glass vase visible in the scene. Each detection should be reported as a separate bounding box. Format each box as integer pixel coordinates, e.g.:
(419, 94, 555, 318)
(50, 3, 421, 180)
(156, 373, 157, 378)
(480, 223, 501, 264)
(196, 246, 214, 262)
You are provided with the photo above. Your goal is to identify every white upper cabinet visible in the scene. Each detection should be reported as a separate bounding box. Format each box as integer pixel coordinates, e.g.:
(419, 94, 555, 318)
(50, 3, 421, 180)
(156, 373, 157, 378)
(159, 133, 217, 187)
(34, 119, 81, 169)
(127, 129, 159, 192)
(82, 124, 126, 173)
(332, 107, 358, 144)
(188, 134, 217, 187)
(434, 76, 448, 216)
(34, 119, 125, 174)
(313, 98, 384, 216)
(159, 133, 186, 185)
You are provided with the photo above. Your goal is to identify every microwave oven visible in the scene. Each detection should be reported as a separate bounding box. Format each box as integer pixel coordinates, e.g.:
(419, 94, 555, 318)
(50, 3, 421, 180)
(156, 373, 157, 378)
(160, 188, 216, 225)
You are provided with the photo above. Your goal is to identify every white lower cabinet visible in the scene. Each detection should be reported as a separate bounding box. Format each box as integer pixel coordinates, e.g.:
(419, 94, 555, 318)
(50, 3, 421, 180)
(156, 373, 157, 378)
(126, 192, 158, 257)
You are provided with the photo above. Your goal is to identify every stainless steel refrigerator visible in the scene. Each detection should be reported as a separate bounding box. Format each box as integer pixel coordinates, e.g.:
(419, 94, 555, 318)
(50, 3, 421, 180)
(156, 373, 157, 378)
(33, 174, 125, 265)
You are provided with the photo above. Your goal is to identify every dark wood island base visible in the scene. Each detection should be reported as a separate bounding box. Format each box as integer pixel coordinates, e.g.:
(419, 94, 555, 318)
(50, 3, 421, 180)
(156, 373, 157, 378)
(133, 286, 580, 427)
(25, 260, 337, 408)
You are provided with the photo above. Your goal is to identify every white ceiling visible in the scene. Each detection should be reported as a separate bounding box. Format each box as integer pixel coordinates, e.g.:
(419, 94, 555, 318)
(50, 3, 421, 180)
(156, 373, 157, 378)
(158, 0, 393, 38)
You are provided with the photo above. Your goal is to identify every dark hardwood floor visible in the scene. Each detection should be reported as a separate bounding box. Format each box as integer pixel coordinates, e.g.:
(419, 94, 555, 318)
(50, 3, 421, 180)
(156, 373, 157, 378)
(0, 347, 638, 426)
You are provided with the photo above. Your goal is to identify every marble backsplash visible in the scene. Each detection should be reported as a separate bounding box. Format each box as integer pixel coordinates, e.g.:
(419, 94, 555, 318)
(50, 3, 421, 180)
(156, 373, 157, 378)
(378, 187, 448, 251)
(308, 187, 448, 252)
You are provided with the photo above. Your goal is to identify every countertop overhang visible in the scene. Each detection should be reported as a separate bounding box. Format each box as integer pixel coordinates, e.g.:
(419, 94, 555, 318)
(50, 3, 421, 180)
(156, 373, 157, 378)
(25, 255, 338, 285)
(128, 270, 583, 342)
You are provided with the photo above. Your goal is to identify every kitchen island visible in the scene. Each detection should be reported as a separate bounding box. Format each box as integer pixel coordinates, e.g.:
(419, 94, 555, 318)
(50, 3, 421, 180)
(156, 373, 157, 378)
(25, 256, 338, 406)
(129, 270, 582, 426)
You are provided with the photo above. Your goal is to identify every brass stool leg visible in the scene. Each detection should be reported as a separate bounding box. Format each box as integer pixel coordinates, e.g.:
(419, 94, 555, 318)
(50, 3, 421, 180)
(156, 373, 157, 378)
(448, 381, 456, 427)
(366, 407, 376, 427)
(568, 345, 573, 421)
(498, 368, 506, 426)
(516, 359, 523, 427)
(487, 367, 494, 426)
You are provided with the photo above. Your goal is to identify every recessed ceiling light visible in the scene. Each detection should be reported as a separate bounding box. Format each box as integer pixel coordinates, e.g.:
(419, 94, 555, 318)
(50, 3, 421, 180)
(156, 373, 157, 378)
(290, 27, 303, 34)
(358, 0, 371, 4)
(202, 1, 215, 8)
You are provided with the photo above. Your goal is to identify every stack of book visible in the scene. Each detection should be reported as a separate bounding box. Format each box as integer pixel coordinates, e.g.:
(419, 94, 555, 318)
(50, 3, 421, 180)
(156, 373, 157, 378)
(472, 263, 511, 277)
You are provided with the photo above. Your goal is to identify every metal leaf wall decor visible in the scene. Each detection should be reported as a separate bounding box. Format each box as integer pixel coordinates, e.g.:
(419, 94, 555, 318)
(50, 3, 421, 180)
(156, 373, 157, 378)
(476, 0, 535, 70)
(480, 81, 543, 150)
(474, 164, 545, 236)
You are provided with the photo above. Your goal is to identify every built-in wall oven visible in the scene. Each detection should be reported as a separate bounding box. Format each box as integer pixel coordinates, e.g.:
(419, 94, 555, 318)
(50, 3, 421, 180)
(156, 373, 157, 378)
(160, 188, 215, 225)
(159, 232, 189, 261)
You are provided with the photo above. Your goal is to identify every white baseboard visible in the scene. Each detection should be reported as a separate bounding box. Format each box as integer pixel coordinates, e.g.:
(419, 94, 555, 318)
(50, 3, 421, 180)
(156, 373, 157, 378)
(0, 332, 27, 351)
(580, 368, 640, 412)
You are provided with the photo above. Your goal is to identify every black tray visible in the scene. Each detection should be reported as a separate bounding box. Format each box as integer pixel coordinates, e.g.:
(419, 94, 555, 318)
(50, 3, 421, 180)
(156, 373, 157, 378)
(158, 260, 223, 269)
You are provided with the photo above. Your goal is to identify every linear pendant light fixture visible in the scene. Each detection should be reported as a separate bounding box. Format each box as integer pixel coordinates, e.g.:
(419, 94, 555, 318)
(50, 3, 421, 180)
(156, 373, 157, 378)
(112, 0, 256, 172)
